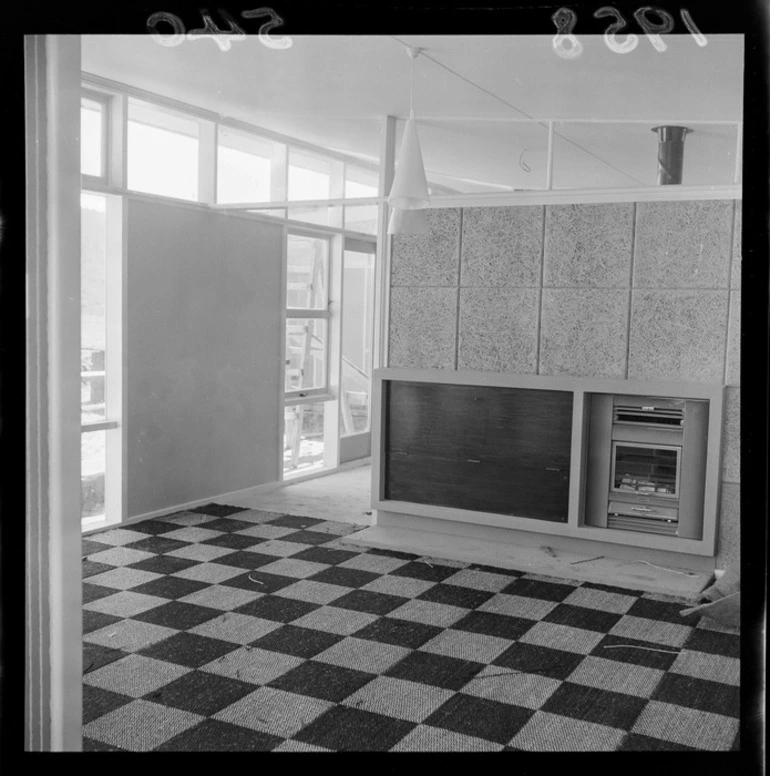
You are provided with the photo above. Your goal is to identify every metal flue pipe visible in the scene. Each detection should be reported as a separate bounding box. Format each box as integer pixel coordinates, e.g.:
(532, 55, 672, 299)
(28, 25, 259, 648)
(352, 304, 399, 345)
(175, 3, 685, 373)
(651, 125, 692, 185)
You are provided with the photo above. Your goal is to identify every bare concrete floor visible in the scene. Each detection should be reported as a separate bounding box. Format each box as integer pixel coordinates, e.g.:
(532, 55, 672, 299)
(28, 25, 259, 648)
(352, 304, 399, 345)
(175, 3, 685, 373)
(228, 461, 375, 527)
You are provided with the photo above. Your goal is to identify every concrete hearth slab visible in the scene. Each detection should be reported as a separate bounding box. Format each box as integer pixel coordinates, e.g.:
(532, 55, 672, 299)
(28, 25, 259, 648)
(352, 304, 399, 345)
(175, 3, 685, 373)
(343, 524, 712, 602)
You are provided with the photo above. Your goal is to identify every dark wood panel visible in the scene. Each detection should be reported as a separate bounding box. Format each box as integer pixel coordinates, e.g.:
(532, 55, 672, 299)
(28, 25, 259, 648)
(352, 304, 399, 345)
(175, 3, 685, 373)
(383, 381, 573, 521)
(385, 453, 569, 522)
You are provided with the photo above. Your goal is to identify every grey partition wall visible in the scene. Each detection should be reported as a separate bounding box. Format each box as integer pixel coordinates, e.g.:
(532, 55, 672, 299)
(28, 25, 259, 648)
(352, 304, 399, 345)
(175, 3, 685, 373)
(126, 199, 284, 517)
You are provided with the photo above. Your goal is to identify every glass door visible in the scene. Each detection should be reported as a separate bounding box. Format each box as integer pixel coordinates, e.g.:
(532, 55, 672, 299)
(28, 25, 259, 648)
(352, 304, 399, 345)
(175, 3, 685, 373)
(339, 238, 376, 464)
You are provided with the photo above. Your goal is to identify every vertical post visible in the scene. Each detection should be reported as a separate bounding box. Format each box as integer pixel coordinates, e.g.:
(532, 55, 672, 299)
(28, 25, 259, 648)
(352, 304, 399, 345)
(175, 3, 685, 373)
(373, 115, 397, 371)
(546, 120, 554, 190)
(324, 233, 343, 469)
(28, 33, 84, 751)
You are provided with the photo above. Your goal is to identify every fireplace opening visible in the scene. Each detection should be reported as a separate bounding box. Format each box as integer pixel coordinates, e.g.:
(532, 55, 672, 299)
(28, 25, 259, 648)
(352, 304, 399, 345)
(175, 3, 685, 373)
(584, 394, 709, 539)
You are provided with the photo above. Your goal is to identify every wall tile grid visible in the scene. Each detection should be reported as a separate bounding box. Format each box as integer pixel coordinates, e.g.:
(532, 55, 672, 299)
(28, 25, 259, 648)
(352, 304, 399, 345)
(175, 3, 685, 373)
(388, 200, 740, 564)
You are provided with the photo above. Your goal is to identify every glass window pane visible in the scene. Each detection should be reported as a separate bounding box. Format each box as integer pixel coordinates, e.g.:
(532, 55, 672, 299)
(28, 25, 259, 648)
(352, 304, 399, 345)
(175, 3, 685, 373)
(344, 166, 378, 198)
(285, 319, 327, 392)
(283, 402, 326, 476)
(341, 249, 375, 436)
(217, 127, 284, 204)
(82, 430, 106, 519)
(127, 99, 199, 201)
(288, 149, 332, 200)
(81, 192, 108, 424)
(81, 97, 104, 177)
(286, 235, 328, 309)
(344, 205, 378, 235)
(287, 204, 342, 228)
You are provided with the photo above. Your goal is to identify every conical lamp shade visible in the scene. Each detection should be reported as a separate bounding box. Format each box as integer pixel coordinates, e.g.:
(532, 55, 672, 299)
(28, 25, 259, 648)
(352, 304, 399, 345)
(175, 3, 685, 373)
(388, 117, 430, 210)
(387, 207, 431, 235)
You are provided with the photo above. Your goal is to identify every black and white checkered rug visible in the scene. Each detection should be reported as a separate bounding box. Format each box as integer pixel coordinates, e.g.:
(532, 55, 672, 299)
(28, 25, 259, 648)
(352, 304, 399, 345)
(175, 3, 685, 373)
(81, 504, 740, 752)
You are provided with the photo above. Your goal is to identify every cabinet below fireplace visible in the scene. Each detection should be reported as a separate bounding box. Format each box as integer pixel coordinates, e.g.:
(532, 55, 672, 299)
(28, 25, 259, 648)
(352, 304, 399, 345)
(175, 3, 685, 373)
(372, 369, 724, 557)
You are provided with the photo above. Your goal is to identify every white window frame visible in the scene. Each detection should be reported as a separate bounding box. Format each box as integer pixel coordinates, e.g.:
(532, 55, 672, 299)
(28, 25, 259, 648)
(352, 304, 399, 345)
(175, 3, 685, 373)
(81, 89, 111, 186)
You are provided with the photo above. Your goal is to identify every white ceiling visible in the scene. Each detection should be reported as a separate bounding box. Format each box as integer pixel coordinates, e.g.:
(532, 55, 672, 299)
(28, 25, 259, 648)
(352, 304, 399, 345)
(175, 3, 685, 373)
(82, 34, 744, 191)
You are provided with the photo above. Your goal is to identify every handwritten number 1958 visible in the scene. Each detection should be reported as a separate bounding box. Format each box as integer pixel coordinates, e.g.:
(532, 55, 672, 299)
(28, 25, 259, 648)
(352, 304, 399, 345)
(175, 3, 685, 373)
(147, 8, 292, 50)
(552, 6, 707, 58)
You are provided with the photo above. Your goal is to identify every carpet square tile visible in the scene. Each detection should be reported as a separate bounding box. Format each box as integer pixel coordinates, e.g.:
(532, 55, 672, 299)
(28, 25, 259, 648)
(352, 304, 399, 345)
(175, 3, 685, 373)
(540, 682, 648, 729)
(165, 542, 238, 562)
(420, 628, 512, 663)
(423, 692, 533, 744)
(292, 605, 379, 636)
(144, 670, 255, 717)
(561, 585, 638, 614)
(271, 579, 349, 606)
(156, 510, 218, 526)
(82, 684, 134, 724)
(155, 526, 226, 544)
(669, 649, 740, 685)
(354, 616, 444, 649)
(83, 590, 169, 618)
(609, 614, 693, 648)
(233, 594, 321, 623)
(83, 699, 203, 751)
(84, 643, 127, 674)
(313, 636, 410, 673)
(82, 506, 740, 752)
(170, 562, 246, 584)
(82, 560, 118, 579)
(443, 568, 520, 593)
(138, 631, 238, 668)
(85, 566, 165, 591)
(565, 655, 665, 698)
(127, 554, 200, 575)
(477, 592, 559, 621)
(177, 584, 262, 611)
(157, 719, 283, 751)
(189, 612, 281, 644)
(214, 686, 334, 738)
(293, 705, 416, 751)
(83, 610, 123, 634)
(257, 557, 331, 579)
(85, 528, 148, 546)
(200, 645, 304, 685)
(84, 654, 192, 697)
(202, 533, 265, 551)
(337, 552, 412, 575)
(392, 724, 505, 752)
(491, 642, 587, 681)
(511, 710, 626, 751)
(252, 624, 345, 659)
(390, 560, 460, 583)
(460, 665, 562, 709)
(342, 676, 455, 723)
(519, 621, 607, 654)
(130, 575, 210, 600)
(360, 574, 437, 599)
(630, 701, 740, 750)
(384, 650, 486, 691)
(651, 672, 740, 717)
(133, 601, 224, 630)
(417, 582, 495, 610)
(84, 619, 178, 652)
(501, 577, 578, 601)
(82, 582, 120, 604)
(86, 546, 156, 567)
(331, 589, 410, 616)
(190, 503, 248, 518)
(452, 610, 536, 641)
(267, 660, 377, 703)
(124, 535, 191, 555)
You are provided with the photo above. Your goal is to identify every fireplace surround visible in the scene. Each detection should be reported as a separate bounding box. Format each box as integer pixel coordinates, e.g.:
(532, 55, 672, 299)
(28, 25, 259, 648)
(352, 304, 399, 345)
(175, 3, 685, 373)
(372, 368, 724, 558)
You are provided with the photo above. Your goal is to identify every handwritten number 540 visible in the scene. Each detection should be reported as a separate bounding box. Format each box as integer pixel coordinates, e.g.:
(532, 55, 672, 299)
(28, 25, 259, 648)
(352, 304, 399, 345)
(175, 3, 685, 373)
(552, 6, 707, 58)
(147, 8, 293, 50)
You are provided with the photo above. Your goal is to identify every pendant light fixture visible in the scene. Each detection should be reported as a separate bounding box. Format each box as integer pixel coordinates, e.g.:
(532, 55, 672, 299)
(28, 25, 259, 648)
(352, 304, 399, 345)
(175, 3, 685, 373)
(388, 46, 430, 235)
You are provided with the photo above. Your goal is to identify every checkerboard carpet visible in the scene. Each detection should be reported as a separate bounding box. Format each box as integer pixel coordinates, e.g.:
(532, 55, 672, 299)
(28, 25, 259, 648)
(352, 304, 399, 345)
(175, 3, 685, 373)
(82, 504, 740, 752)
